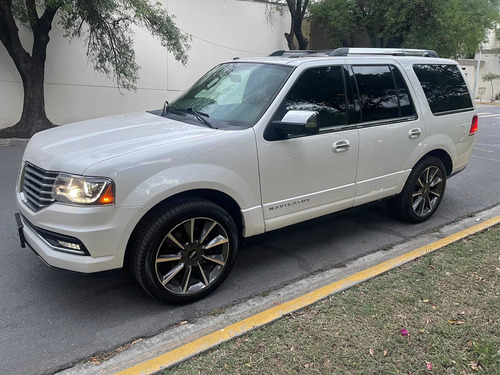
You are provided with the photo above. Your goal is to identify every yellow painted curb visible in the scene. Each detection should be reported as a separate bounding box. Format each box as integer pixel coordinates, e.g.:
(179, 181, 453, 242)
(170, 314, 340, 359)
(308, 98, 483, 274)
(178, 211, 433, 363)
(117, 215, 500, 375)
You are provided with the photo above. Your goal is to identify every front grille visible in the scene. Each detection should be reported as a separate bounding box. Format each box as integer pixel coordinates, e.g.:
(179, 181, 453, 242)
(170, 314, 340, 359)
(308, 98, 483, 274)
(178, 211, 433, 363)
(21, 163, 59, 211)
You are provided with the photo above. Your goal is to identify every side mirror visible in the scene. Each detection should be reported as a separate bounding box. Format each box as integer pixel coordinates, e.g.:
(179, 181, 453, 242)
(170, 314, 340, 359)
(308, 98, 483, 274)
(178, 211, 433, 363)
(272, 110, 319, 135)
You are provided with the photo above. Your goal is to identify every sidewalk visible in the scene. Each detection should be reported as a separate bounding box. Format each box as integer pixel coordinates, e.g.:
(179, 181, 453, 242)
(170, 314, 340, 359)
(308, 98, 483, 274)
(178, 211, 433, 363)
(169, 225, 500, 375)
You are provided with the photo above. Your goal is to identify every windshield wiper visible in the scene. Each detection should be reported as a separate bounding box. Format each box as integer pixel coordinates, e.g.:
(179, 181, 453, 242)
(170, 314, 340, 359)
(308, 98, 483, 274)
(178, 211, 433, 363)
(170, 106, 217, 129)
(160, 100, 169, 116)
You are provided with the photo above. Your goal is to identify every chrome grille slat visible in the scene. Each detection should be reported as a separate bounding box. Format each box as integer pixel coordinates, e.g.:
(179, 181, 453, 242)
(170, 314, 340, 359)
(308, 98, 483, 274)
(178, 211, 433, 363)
(23, 185, 53, 202)
(21, 163, 58, 211)
(22, 192, 44, 208)
(23, 173, 53, 188)
(24, 167, 58, 182)
(23, 180, 52, 196)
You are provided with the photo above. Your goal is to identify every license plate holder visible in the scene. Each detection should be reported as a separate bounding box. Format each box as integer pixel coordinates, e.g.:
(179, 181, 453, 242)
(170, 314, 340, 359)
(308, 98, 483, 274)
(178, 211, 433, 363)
(15, 213, 26, 248)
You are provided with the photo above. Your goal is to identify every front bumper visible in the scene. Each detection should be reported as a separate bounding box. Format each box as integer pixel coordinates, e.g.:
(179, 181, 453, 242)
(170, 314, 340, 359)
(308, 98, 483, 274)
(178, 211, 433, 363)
(16, 192, 147, 273)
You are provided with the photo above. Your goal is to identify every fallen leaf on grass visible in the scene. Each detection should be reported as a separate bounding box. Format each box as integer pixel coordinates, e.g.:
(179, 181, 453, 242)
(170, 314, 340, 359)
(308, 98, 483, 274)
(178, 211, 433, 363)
(421, 299, 429, 303)
(224, 363, 228, 370)
(469, 361, 484, 371)
(383, 349, 388, 357)
(448, 320, 465, 325)
(369, 348, 374, 357)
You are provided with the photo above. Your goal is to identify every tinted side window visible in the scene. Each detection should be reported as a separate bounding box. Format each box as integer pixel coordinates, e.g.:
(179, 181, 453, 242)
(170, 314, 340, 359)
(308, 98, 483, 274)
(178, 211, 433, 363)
(413, 64, 473, 115)
(391, 66, 415, 118)
(353, 65, 399, 122)
(285, 66, 347, 129)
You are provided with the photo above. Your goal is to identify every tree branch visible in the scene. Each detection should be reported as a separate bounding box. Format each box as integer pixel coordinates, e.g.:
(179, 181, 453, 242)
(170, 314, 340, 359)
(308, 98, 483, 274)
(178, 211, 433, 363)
(301, 0, 309, 20)
(24, 0, 39, 30)
(0, 0, 31, 70)
(285, 0, 296, 17)
(31, 5, 58, 61)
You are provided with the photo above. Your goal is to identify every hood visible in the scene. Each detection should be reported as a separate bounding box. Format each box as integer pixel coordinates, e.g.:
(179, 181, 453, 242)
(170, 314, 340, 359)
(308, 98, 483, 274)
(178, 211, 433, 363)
(23, 112, 222, 174)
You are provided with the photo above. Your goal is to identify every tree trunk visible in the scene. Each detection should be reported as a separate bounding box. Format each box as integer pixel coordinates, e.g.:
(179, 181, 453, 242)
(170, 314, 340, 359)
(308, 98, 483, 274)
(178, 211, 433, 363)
(285, 32, 296, 50)
(0, 72, 54, 139)
(10, 61, 53, 138)
(294, 22, 309, 50)
(0, 2, 57, 138)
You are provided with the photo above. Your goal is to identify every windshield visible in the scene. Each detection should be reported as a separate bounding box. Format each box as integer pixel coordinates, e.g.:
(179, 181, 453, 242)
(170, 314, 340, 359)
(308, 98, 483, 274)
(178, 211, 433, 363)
(170, 62, 293, 128)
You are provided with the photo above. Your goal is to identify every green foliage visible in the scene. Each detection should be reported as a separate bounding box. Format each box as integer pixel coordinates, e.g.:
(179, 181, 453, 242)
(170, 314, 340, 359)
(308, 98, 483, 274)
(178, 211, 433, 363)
(482, 72, 500, 101)
(309, 0, 357, 47)
(482, 72, 500, 82)
(11, 0, 190, 91)
(310, 0, 500, 58)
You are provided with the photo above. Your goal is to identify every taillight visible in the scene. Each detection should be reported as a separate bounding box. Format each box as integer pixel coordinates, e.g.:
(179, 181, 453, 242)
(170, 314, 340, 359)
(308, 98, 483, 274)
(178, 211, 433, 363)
(469, 114, 478, 135)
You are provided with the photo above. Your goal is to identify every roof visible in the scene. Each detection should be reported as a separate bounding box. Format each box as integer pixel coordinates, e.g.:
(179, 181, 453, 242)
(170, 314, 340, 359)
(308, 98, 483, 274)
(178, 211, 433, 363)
(231, 48, 457, 66)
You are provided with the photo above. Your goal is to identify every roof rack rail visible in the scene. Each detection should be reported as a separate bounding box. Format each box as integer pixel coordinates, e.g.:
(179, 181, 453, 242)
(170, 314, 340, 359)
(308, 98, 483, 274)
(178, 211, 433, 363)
(269, 50, 334, 57)
(329, 48, 439, 58)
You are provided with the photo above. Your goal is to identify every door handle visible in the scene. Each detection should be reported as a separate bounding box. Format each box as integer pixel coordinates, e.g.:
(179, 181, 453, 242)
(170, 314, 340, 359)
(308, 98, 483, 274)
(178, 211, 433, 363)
(408, 128, 421, 139)
(332, 140, 350, 153)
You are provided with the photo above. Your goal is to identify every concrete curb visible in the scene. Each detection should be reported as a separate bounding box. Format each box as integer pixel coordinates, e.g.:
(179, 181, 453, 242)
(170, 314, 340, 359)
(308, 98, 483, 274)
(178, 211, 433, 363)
(0, 138, 29, 147)
(58, 204, 500, 375)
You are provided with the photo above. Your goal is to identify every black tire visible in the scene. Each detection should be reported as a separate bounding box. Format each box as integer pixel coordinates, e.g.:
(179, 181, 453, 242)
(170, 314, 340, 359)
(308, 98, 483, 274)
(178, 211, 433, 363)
(131, 199, 239, 304)
(390, 156, 447, 223)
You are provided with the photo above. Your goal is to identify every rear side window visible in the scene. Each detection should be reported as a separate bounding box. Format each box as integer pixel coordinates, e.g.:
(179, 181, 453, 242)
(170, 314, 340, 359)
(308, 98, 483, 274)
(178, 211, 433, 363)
(413, 64, 473, 115)
(285, 66, 347, 129)
(352, 65, 416, 123)
(353, 65, 399, 122)
(391, 66, 414, 118)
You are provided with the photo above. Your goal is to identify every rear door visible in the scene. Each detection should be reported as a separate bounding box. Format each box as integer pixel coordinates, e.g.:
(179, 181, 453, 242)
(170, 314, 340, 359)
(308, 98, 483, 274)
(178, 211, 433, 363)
(347, 62, 427, 205)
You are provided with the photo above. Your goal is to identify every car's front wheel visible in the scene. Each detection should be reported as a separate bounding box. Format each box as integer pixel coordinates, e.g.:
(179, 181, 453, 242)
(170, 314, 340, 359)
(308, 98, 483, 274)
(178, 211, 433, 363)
(131, 199, 239, 304)
(390, 156, 447, 223)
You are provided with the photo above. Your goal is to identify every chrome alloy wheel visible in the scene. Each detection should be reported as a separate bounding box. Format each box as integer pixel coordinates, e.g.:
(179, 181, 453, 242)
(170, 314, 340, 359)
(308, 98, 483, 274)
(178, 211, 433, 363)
(154, 217, 230, 295)
(412, 166, 444, 217)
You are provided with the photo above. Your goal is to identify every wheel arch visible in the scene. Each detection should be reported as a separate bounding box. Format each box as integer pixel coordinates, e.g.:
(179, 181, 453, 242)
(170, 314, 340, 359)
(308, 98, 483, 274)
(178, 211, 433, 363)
(417, 149, 453, 176)
(123, 189, 243, 269)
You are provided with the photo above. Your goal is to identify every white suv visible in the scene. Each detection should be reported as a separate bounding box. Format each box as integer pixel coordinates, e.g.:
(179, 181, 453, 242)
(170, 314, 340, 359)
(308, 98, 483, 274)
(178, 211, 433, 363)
(15, 48, 478, 303)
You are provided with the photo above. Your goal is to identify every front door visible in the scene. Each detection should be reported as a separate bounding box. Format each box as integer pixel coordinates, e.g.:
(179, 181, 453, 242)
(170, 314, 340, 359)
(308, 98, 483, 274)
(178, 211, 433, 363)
(256, 65, 359, 232)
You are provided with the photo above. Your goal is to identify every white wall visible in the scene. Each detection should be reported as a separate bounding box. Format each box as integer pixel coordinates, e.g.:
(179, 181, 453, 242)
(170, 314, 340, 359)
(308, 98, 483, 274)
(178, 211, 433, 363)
(0, 0, 289, 127)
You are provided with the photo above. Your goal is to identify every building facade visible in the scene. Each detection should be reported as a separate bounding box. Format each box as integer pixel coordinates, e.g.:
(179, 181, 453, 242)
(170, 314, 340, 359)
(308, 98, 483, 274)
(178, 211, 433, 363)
(0, 0, 289, 128)
(459, 27, 500, 102)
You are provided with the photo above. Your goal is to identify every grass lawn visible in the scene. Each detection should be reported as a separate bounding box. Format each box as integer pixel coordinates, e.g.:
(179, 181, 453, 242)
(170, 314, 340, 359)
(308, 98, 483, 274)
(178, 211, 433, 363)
(167, 226, 500, 375)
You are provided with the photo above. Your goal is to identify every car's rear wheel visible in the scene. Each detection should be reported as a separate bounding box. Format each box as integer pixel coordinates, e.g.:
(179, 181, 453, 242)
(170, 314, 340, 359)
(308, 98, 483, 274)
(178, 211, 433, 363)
(390, 156, 447, 223)
(131, 199, 239, 304)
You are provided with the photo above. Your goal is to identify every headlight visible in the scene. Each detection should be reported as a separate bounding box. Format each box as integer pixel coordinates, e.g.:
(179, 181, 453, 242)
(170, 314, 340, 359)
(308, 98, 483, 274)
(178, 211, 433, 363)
(51, 173, 115, 205)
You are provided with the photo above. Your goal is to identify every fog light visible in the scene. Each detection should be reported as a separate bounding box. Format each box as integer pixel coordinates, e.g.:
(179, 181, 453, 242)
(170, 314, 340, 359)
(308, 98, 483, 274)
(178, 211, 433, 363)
(57, 240, 81, 250)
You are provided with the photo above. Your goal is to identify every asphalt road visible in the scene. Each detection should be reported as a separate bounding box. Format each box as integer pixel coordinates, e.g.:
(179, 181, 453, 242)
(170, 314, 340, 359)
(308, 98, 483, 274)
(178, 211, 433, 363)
(1, 105, 499, 375)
